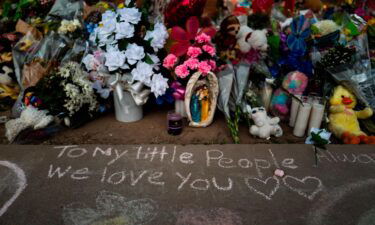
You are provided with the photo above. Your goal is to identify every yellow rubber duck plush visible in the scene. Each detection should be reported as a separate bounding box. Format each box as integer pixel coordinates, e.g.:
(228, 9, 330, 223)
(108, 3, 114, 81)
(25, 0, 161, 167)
(329, 85, 375, 144)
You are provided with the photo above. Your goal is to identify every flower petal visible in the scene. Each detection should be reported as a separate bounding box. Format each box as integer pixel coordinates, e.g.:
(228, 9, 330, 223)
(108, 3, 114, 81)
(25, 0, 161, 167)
(170, 41, 190, 57)
(171, 26, 189, 41)
(200, 27, 217, 37)
(186, 16, 200, 38)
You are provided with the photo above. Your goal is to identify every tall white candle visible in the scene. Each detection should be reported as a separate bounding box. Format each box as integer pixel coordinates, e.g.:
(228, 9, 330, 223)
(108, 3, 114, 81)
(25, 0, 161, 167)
(307, 103, 325, 134)
(289, 95, 301, 127)
(293, 103, 312, 137)
(175, 100, 187, 117)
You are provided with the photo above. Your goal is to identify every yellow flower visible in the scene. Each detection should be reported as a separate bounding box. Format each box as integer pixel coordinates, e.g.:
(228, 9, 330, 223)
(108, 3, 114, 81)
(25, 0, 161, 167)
(118, 3, 124, 8)
(368, 18, 375, 26)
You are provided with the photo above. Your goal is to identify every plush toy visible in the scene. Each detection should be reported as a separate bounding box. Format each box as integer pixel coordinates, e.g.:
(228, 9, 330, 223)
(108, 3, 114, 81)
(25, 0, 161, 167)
(5, 106, 54, 142)
(249, 107, 283, 139)
(237, 25, 269, 53)
(215, 15, 241, 61)
(271, 71, 308, 120)
(236, 25, 269, 63)
(329, 85, 375, 144)
(0, 65, 14, 85)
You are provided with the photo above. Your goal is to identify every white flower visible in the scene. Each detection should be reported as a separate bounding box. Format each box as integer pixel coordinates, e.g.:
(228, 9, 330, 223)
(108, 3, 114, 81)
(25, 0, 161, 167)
(144, 22, 168, 51)
(67, 23, 77, 32)
(117, 7, 141, 24)
(102, 10, 117, 23)
(61, 19, 69, 26)
(96, 26, 116, 46)
(150, 73, 168, 98)
(104, 51, 128, 71)
(125, 43, 145, 65)
(72, 19, 81, 28)
(148, 54, 161, 70)
(115, 22, 134, 39)
(131, 61, 154, 86)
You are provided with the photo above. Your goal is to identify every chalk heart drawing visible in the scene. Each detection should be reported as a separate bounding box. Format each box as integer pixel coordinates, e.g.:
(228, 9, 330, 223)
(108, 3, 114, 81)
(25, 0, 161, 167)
(63, 190, 158, 225)
(282, 175, 323, 201)
(0, 161, 27, 217)
(244, 176, 280, 200)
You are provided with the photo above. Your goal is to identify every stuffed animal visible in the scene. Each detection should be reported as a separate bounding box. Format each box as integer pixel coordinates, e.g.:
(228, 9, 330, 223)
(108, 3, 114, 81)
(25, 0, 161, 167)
(249, 107, 283, 139)
(5, 106, 54, 142)
(236, 25, 269, 54)
(329, 85, 375, 144)
(215, 15, 241, 61)
(271, 71, 308, 120)
(0, 65, 14, 85)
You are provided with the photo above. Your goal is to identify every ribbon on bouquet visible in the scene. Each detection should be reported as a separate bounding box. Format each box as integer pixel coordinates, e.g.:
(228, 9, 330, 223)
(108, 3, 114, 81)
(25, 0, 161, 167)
(170, 81, 186, 100)
(110, 73, 151, 106)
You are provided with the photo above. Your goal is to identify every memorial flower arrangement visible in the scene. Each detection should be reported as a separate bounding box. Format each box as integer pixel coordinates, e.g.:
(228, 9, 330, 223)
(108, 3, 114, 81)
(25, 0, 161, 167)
(163, 17, 217, 79)
(85, 0, 169, 98)
(24, 62, 98, 118)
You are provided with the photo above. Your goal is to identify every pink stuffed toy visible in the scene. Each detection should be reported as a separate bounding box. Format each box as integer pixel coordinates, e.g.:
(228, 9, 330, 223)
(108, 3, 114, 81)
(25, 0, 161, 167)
(270, 71, 308, 120)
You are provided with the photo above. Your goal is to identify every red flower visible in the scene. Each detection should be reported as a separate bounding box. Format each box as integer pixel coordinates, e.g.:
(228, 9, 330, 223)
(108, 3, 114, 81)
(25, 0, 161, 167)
(252, 0, 274, 14)
(170, 16, 216, 57)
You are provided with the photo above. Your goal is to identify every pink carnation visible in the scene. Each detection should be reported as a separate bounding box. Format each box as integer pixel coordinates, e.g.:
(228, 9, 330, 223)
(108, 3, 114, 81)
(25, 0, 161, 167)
(202, 45, 216, 56)
(208, 60, 216, 70)
(195, 33, 211, 43)
(198, 61, 212, 75)
(187, 47, 202, 58)
(163, 54, 178, 69)
(184, 58, 199, 70)
(175, 65, 190, 78)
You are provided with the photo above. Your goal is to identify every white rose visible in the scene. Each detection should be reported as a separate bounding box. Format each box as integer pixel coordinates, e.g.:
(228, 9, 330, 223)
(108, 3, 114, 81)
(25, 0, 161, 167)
(117, 7, 141, 24)
(144, 22, 168, 51)
(102, 10, 117, 23)
(104, 51, 128, 71)
(131, 61, 153, 86)
(125, 43, 145, 65)
(115, 22, 134, 39)
(150, 73, 168, 98)
(96, 26, 116, 46)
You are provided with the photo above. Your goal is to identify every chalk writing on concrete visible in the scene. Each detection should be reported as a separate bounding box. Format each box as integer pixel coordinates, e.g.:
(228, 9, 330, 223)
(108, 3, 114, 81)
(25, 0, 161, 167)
(49, 145, 323, 201)
(0, 161, 27, 217)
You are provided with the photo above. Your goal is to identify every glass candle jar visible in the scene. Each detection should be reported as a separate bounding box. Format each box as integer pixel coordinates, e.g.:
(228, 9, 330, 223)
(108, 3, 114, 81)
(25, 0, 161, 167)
(167, 111, 183, 135)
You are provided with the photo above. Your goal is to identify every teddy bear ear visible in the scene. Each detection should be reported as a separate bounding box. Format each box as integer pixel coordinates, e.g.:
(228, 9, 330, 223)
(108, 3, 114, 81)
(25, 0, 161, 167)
(262, 29, 268, 35)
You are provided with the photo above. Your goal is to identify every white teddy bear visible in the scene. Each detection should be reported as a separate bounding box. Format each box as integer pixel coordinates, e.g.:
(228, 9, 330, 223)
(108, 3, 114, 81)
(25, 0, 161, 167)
(249, 107, 283, 139)
(5, 106, 54, 142)
(237, 25, 269, 54)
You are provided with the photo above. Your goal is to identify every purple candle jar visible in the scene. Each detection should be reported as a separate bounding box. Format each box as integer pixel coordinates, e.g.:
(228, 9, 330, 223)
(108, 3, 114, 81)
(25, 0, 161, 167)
(167, 111, 183, 135)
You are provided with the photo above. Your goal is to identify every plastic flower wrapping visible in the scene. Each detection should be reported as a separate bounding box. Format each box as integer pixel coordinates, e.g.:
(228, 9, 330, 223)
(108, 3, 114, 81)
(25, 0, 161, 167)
(83, 0, 169, 99)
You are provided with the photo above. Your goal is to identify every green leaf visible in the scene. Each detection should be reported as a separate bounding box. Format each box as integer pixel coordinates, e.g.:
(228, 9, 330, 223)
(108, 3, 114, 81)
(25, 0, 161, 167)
(144, 54, 154, 65)
(118, 39, 128, 51)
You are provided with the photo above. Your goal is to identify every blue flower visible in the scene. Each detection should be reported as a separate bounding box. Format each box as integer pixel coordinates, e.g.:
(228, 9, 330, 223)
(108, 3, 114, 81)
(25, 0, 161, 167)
(85, 23, 98, 34)
(287, 15, 311, 54)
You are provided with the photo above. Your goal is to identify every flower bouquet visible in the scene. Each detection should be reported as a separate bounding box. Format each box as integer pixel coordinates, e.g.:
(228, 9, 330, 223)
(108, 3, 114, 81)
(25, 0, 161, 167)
(84, 0, 169, 122)
(163, 16, 218, 127)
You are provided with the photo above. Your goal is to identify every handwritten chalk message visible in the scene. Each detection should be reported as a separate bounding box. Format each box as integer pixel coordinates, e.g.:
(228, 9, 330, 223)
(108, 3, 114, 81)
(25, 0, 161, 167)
(44, 145, 328, 201)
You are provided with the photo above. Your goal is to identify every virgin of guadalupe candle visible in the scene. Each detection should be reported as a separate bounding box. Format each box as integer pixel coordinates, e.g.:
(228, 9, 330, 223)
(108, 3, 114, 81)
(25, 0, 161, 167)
(293, 102, 312, 137)
(167, 111, 183, 135)
(289, 95, 301, 127)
